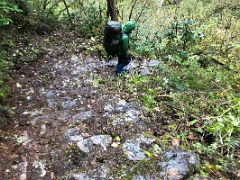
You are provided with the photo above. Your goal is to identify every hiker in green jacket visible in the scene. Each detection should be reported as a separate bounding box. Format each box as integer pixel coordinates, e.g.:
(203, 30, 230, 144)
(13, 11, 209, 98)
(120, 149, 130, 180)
(116, 21, 136, 74)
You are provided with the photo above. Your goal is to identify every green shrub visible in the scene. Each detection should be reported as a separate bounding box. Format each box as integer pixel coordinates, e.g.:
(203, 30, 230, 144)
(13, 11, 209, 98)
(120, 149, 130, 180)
(0, 0, 22, 26)
(203, 97, 240, 156)
(0, 53, 11, 101)
(72, 1, 106, 37)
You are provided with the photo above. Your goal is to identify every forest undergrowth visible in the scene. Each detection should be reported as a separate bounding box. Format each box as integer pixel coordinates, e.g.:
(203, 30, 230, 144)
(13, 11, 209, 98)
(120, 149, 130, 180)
(124, 0, 240, 177)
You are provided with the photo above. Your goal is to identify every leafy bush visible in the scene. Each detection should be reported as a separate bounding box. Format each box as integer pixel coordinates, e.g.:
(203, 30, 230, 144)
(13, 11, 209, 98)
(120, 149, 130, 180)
(203, 97, 240, 156)
(125, 2, 239, 175)
(71, 1, 106, 37)
(0, 0, 22, 26)
(0, 53, 11, 101)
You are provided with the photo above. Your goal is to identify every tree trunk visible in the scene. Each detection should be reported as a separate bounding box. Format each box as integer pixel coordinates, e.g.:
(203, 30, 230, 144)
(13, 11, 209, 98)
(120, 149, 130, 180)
(106, 0, 118, 21)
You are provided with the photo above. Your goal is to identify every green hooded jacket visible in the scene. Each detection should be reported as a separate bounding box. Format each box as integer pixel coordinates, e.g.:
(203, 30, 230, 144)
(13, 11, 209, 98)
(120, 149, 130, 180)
(118, 21, 136, 58)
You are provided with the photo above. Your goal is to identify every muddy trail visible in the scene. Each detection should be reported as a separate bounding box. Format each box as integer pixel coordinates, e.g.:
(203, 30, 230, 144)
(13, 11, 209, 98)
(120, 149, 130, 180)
(0, 31, 199, 180)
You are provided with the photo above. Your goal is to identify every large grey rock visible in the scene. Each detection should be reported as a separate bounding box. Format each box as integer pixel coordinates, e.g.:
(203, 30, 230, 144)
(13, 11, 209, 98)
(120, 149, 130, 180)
(148, 60, 160, 67)
(123, 142, 146, 161)
(47, 99, 57, 108)
(104, 60, 118, 67)
(72, 66, 87, 74)
(95, 165, 109, 179)
(140, 68, 152, 75)
(124, 109, 142, 123)
(132, 175, 159, 180)
(18, 161, 28, 180)
(62, 99, 77, 109)
(71, 54, 79, 63)
(111, 108, 143, 126)
(112, 118, 125, 126)
(102, 112, 111, 118)
(85, 62, 99, 71)
(77, 135, 112, 153)
(72, 165, 109, 180)
(126, 61, 139, 70)
(31, 115, 49, 125)
(115, 99, 128, 112)
(159, 150, 199, 180)
(32, 160, 47, 177)
(72, 111, 92, 123)
(104, 104, 114, 112)
(132, 175, 146, 180)
(64, 128, 83, 143)
(122, 135, 155, 161)
(45, 90, 56, 98)
(117, 99, 127, 107)
(72, 173, 92, 180)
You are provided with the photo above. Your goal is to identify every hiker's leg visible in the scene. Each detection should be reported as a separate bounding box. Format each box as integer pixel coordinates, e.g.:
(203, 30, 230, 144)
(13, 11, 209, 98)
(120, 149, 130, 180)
(116, 56, 125, 74)
(122, 56, 131, 66)
(116, 56, 131, 74)
(116, 64, 125, 74)
(117, 56, 123, 66)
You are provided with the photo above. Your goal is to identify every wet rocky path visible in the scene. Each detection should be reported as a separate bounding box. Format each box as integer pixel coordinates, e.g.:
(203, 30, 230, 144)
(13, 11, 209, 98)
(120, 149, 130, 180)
(0, 31, 199, 179)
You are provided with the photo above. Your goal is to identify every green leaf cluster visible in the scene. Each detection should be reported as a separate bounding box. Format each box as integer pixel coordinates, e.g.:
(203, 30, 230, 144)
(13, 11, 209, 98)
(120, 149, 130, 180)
(0, 53, 11, 101)
(0, 0, 22, 26)
(204, 98, 240, 156)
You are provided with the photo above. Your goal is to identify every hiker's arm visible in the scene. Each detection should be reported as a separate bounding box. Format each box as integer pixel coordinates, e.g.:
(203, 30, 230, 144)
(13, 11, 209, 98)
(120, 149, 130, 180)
(121, 35, 129, 58)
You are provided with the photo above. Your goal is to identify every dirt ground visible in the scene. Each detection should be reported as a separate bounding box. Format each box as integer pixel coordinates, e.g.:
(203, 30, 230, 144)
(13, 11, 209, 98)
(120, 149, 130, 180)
(0, 31, 199, 180)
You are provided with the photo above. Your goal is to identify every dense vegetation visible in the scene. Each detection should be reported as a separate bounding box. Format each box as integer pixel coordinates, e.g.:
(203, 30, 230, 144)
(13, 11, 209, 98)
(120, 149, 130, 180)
(0, 0, 239, 178)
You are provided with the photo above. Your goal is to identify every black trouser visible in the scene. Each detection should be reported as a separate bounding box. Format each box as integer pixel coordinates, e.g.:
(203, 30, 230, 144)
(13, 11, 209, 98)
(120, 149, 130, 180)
(116, 56, 131, 73)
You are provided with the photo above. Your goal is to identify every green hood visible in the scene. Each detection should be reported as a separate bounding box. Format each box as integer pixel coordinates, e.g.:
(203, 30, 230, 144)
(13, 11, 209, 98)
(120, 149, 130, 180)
(123, 21, 136, 34)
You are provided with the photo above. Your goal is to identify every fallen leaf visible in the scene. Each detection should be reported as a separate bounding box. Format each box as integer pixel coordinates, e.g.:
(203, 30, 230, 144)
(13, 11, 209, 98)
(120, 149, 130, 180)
(81, 133, 91, 138)
(16, 83, 22, 88)
(187, 133, 194, 140)
(26, 96, 31, 100)
(153, 107, 161, 112)
(172, 138, 180, 147)
(143, 150, 154, 158)
(237, 170, 240, 178)
(111, 142, 119, 148)
(115, 136, 121, 142)
(90, 37, 96, 42)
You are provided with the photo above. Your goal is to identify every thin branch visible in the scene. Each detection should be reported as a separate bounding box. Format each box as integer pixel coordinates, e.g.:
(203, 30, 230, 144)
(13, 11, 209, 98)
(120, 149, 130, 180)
(128, 0, 138, 20)
(62, 0, 74, 28)
(135, 0, 148, 23)
(156, 94, 186, 116)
